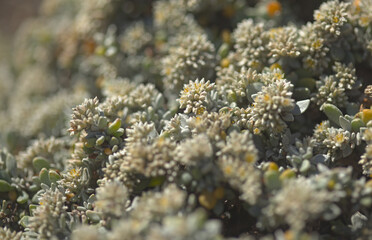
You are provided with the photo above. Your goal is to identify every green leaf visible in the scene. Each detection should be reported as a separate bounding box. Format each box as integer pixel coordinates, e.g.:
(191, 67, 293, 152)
(96, 136, 105, 146)
(346, 102, 359, 116)
(154, 93, 165, 108)
(300, 160, 311, 173)
(97, 116, 108, 130)
(351, 118, 365, 132)
(84, 138, 96, 148)
(218, 43, 230, 58)
(5, 153, 17, 176)
(86, 210, 101, 223)
(48, 170, 61, 184)
(263, 171, 281, 191)
(113, 128, 124, 138)
(17, 191, 29, 204)
(39, 168, 50, 186)
(311, 154, 328, 164)
(19, 216, 29, 228)
(29, 184, 39, 192)
(29, 204, 38, 216)
(0, 180, 12, 192)
(87, 194, 96, 204)
(293, 87, 310, 100)
(109, 137, 119, 146)
(342, 145, 353, 157)
(32, 157, 50, 172)
(82, 168, 90, 183)
(321, 103, 342, 126)
(108, 118, 121, 134)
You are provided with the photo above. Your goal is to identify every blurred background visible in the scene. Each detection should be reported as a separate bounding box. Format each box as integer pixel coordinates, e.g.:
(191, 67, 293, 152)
(0, 0, 41, 59)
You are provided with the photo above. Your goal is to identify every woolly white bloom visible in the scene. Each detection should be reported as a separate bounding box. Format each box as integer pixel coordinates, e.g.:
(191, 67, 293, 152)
(248, 79, 294, 134)
(178, 78, 215, 115)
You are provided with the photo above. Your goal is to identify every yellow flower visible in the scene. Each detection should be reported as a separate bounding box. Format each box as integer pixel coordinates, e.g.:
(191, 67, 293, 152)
(69, 168, 81, 177)
(254, 128, 261, 135)
(312, 39, 322, 49)
(315, 12, 324, 21)
(196, 107, 205, 115)
(334, 133, 345, 144)
(270, 63, 282, 71)
(245, 153, 256, 163)
(282, 98, 292, 107)
(316, 122, 326, 132)
(263, 94, 271, 103)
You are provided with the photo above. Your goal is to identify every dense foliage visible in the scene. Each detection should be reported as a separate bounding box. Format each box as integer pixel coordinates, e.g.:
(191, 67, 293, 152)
(1, 0, 372, 239)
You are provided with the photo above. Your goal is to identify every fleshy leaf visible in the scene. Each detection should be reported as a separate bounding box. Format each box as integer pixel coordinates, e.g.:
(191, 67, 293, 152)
(33, 157, 50, 172)
(0, 180, 12, 192)
(321, 103, 342, 126)
(339, 116, 351, 131)
(292, 99, 310, 115)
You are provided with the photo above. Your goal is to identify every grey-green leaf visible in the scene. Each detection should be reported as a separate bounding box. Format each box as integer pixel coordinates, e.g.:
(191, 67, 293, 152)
(246, 82, 263, 102)
(98, 116, 108, 130)
(300, 160, 311, 173)
(113, 128, 124, 138)
(33, 157, 50, 172)
(17, 191, 29, 204)
(263, 171, 281, 191)
(5, 153, 17, 176)
(86, 210, 101, 223)
(19, 216, 29, 228)
(39, 168, 50, 186)
(312, 154, 328, 164)
(292, 99, 310, 115)
(29, 204, 37, 216)
(48, 170, 61, 184)
(339, 116, 351, 131)
(321, 103, 342, 126)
